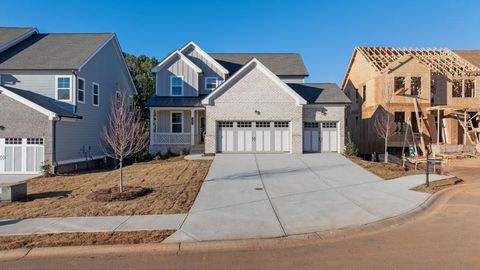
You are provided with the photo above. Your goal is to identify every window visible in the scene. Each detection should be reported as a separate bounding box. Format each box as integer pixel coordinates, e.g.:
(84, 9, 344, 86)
(362, 85, 367, 102)
(92, 83, 100, 106)
(304, 122, 319, 128)
(394, 77, 405, 92)
(452, 80, 463, 97)
(394, 112, 406, 132)
(77, 78, 85, 103)
(411, 112, 422, 133)
(322, 122, 337, 128)
(218, 122, 233, 128)
(464, 79, 475, 97)
(170, 76, 183, 96)
(411, 77, 422, 96)
(256, 122, 271, 128)
(5, 138, 22, 144)
(274, 122, 289, 128)
(27, 138, 43, 145)
(56, 76, 71, 101)
(128, 96, 134, 113)
(237, 122, 252, 128)
(205, 77, 218, 90)
(171, 112, 183, 133)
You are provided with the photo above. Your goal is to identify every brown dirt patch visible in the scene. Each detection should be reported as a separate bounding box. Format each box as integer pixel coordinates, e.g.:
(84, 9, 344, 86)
(348, 156, 424, 180)
(0, 158, 211, 219)
(0, 230, 174, 251)
(87, 186, 152, 202)
(411, 177, 464, 193)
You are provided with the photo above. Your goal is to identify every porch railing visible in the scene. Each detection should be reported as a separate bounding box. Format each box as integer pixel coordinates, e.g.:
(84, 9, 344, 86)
(152, 132, 191, 145)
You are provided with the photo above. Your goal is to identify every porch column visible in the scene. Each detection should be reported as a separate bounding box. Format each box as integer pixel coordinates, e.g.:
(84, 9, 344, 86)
(149, 108, 154, 145)
(191, 109, 195, 146)
(437, 109, 440, 147)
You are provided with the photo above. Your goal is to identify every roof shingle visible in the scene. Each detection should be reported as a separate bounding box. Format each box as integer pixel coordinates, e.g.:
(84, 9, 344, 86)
(288, 83, 351, 104)
(0, 27, 35, 52)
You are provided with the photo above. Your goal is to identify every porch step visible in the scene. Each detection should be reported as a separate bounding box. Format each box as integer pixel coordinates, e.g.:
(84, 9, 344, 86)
(190, 144, 205, 154)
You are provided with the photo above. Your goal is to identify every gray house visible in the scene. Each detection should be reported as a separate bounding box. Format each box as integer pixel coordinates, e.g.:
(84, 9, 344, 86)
(0, 27, 136, 174)
(147, 41, 350, 155)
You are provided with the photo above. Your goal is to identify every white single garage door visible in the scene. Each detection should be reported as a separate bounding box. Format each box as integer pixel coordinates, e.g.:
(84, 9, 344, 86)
(321, 122, 338, 152)
(217, 121, 290, 153)
(0, 138, 44, 174)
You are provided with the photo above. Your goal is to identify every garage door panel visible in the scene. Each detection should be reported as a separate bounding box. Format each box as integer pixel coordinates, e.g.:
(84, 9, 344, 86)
(330, 131, 338, 152)
(255, 130, 263, 152)
(1, 137, 44, 174)
(26, 147, 35, 172)
(282, 130, 289, 151)
(263, 130, 271, 152)
(311, 130, 319, 152)
(245, 130, 253, 151)
(237, 131, 245, 152)
(274, 130, 282, 151)
(36, 147, 44, 172)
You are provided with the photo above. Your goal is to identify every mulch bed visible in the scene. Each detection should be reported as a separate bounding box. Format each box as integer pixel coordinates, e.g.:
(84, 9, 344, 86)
(348, 156, 424, 180)
(411, 177, 464, 194)
(0, 230, 175, 251)
(87, 186, 152, 202)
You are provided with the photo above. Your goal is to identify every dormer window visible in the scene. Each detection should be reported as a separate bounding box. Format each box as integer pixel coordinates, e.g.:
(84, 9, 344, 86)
(170, 76, 183, 96)
(205, 77, 218, 91)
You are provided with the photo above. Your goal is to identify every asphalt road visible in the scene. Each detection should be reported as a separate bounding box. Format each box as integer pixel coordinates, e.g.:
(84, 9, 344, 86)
(3, 160, 480, 270)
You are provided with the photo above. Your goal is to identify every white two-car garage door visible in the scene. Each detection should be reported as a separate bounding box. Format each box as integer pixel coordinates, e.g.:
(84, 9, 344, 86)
(217, 121, 290, 153)
(0, 138, 44, 174)
(303, 122, 338, 153)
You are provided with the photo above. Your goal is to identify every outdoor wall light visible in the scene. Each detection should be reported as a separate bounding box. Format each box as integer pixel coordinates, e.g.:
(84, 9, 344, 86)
(254, 110, 261, 115)
(0, 126, 5, 131)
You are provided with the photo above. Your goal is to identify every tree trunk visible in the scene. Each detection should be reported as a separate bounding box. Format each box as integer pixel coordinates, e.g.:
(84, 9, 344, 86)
(119, 158, 123, 193)
(384, 137, 388, 163)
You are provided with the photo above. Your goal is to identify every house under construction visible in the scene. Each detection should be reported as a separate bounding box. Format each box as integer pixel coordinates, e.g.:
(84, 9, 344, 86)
(341, 47, 480, 156)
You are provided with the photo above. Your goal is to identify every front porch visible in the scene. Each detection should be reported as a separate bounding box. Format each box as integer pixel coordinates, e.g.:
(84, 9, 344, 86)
(149, 107, 206, 154)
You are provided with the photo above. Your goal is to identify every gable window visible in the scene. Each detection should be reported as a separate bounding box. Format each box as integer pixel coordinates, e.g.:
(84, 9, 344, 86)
(171, 112, 183, 133)
(170, 76, 183, 96)
(452, 80, 463, 97)
(411, 77, 421, 96)
(92, 83, 100, 106)
(394, 77, 405, 92)
(129, 96, 134, 113)
(56, 76, 71, 101)
(77, 78, 85, 103)
(205, 77, 218, 91)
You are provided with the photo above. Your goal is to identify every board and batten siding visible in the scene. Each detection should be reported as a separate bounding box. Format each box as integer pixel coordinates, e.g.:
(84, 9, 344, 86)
(55, 39, 135, 162)
(154, 110, 192, 133)
(182, 47, 226, 94)
(155, 55, 199, 97)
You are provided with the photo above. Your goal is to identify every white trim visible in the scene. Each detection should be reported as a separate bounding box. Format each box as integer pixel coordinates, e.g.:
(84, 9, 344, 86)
(0, 28, 38, 53)
(56, 155, 105, 166)
(170, 76, 184, 96)
(77, 77, 85, 103)
(151, 50, 202, 73)
(204, 77, 219, 91)
(55, 75, 73, 102)
(170, 111, 184, 133)
(149, 107, 205, 111)
(0, 86, 56, 119)
(202, 58, 307, 105)
(92, 82, 100, 107)
(179, 41, 229, 75)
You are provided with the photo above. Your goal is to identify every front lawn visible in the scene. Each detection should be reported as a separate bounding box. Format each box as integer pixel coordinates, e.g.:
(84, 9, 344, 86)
(0, 157, 212, 219)
(348, 156, 424, 180)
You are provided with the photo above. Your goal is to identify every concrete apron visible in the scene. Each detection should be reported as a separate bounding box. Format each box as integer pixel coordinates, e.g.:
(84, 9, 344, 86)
(166, 153, 449, 242)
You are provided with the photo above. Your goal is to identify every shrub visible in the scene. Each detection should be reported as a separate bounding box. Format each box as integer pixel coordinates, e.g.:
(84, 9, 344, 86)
(344, 132, 359, 156)
(40, 160, 53, 177)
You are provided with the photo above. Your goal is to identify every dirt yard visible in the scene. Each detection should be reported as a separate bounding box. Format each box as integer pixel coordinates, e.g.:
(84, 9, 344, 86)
(411, 177, 464, 193)
(0, 157, 211, 219)
(348, 156, 424, 180)
(0, 230, 174, 250)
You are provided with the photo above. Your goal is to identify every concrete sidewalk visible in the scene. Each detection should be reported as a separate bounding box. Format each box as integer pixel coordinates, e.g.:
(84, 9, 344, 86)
(0, 214, 185, 236)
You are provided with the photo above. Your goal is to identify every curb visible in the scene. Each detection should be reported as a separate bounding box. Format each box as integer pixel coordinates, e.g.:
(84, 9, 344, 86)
(0, 183, 467, 261)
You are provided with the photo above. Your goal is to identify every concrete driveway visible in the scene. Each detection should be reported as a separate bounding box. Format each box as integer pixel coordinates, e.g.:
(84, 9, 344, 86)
(167, 153, 448, 242)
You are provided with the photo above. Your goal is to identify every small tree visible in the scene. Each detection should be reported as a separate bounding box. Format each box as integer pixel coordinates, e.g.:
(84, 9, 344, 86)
(101, 92, 148, 192)
(344, 132, 358, 156)
(374, 110, 396, 163)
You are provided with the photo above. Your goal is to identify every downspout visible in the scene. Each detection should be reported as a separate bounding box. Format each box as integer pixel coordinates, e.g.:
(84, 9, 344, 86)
(52, 119, 57, 174)
(72, 70, 78, 114)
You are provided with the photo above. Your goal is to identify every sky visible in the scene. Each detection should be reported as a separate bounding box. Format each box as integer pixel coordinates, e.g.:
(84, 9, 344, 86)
(2, 0, 480, 84)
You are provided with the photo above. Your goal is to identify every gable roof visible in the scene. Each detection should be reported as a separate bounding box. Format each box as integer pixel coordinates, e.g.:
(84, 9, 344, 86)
(0, 86, 81, 119)
(288, 83, 351, 104)
(202, 58, 307, 106)
(453, 50, 480, 69)
(151, 50, 202, 73)
(0, 33, 113, 70)
(179, 41, 229, 75)
(209, 53, 309, 77)
(0, 27, 37, 53)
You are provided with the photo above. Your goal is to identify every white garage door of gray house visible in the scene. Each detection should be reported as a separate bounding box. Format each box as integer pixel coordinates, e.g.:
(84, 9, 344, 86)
(217, 121, 290, 153)
(0, 138, 44, 174)
(303, 122, 339, 153)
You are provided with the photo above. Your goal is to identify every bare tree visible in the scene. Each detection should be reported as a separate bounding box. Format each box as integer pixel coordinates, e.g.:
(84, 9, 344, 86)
(101, 92, 148, 192)
(374, 77, 396, 163)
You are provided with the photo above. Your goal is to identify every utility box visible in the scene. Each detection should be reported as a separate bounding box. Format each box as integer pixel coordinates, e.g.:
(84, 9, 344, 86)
(0, 182, 27, 202)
